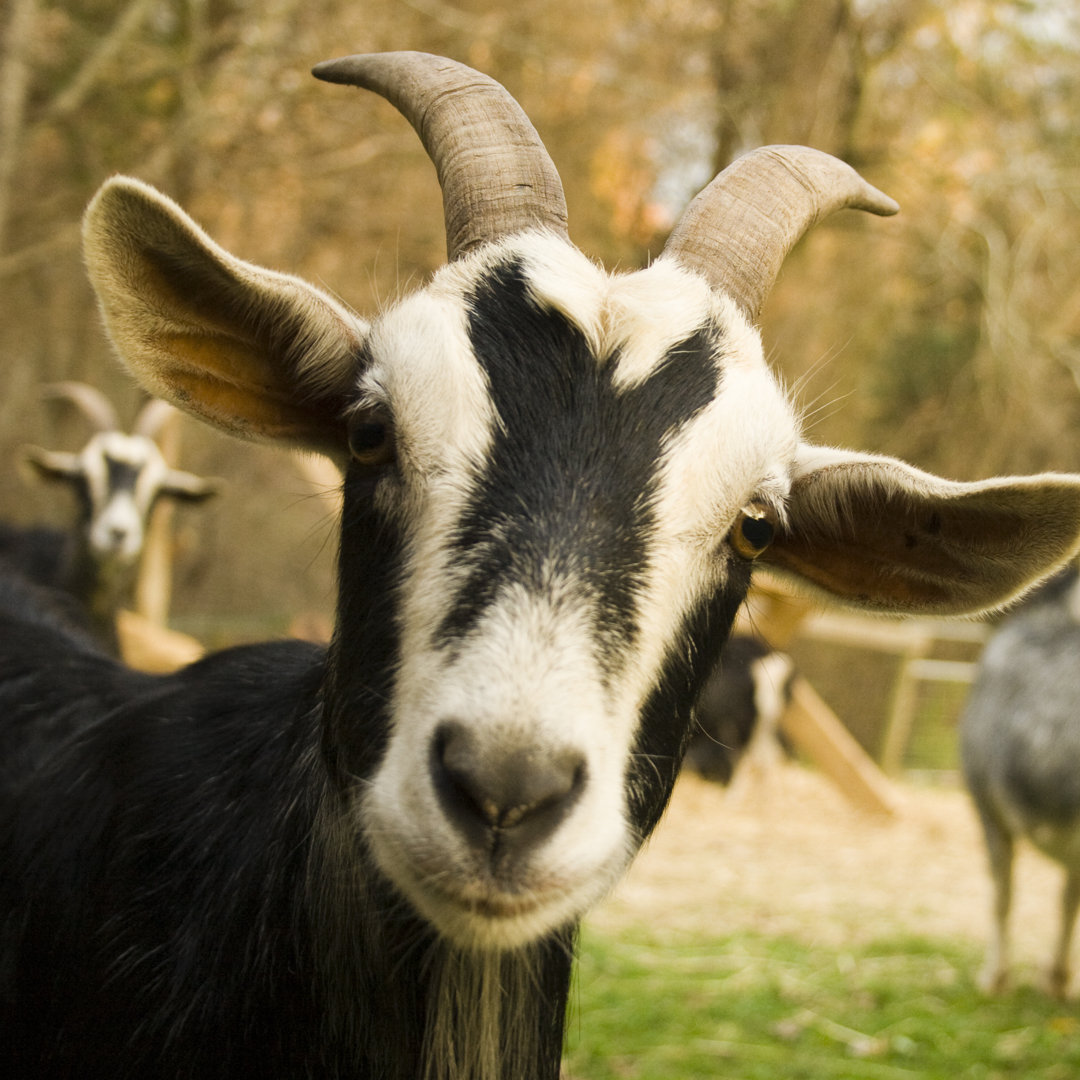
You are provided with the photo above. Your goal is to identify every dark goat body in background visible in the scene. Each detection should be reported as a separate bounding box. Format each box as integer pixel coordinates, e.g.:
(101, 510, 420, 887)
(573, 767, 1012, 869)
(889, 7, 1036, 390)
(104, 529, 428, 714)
(0, 521, 82, 623)
(0, 568, 156, 796)
(4, 51, 1080, 1080)
(961, 564, 1080, 997)
(1, 382, 218, 652)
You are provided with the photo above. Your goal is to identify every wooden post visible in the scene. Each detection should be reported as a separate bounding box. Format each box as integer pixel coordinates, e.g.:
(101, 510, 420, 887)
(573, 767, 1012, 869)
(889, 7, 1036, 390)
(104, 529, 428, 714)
(780, 677, 900, 817)
(117, 609, 204, 673)
(879, 631, 932, 775)
(135, 408, 180, 626)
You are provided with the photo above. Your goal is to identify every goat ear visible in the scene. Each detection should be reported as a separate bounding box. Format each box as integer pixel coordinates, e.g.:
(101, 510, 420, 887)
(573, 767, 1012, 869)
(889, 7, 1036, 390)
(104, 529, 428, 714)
(159, 469, 223, 504)
(22, 446, 82, 484)
(82, 177, 368, 465)
(760, 445, 1080, 616)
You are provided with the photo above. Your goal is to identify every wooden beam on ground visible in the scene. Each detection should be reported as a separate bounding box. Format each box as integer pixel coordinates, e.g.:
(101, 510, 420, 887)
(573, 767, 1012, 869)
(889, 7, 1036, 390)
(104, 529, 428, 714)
(117, 609, 204, 673)
(780, 677, 900, 818)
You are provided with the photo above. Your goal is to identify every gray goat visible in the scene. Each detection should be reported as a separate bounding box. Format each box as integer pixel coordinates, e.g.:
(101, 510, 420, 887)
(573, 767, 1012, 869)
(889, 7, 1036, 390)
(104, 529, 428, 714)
(961, 566, 1080, 996)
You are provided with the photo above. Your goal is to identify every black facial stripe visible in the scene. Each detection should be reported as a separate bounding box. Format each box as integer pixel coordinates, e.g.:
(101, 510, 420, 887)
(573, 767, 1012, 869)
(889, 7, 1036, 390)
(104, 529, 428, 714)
(629, 557, 751, 837)
(436, 257, 723, 675)
(324, 473, 404, 785)
(104, 456, 141, 498)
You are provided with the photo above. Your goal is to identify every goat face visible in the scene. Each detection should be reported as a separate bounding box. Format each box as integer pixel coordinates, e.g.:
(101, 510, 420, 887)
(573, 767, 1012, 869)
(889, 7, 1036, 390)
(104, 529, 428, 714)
(79, 432, 171, 564)
(25, 406, 218, 573)
(81, 53, 1080, 953)
(336, 242, 797, 947)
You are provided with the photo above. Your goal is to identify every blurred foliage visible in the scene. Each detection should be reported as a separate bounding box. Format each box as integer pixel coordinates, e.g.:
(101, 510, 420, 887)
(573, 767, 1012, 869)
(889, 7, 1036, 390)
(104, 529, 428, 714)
(3, 0, 1080, 623)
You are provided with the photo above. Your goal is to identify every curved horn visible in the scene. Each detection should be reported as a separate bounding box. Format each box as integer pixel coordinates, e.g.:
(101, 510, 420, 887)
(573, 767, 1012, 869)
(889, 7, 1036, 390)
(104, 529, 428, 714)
(662, 145, 899, 323)
(42, 381, 118, 432)
(133, 398, 177, 440)
(313, 51, 568, 261)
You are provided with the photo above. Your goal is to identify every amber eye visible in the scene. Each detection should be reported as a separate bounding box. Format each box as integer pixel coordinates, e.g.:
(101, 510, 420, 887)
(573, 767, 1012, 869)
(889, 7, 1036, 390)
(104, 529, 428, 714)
(347, 407, 395, 468)
(730, 502, 778, 560)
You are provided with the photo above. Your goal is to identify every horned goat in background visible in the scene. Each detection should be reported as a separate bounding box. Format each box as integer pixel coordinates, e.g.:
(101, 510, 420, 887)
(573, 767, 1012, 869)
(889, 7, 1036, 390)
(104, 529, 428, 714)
(961, 565, 1080, 997)
(4, 51, 1080, 1080)
(3, 381, 218, 651)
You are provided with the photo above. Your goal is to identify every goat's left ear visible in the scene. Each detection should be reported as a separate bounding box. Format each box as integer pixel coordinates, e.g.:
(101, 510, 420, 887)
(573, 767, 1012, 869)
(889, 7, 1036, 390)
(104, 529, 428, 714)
(160, 469, 223, 504)
(83, 177, 369, 466)
(760, 445, 1080, 616)
(22, 446, 82, 484)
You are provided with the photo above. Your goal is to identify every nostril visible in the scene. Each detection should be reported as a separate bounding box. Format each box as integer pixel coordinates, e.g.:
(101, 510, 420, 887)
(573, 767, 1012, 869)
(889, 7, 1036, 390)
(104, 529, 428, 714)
(430, 721, 587, 851)
(433, 722, 500, 827)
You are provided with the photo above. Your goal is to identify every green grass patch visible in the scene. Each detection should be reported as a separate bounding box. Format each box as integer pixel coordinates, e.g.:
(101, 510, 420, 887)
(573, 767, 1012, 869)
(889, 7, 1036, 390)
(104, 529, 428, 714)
(564, 928, 1080, 1079)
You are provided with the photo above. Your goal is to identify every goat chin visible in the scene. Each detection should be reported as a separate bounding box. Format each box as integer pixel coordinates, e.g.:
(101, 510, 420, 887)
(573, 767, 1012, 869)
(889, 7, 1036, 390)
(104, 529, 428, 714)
(365, 821, 630, 951)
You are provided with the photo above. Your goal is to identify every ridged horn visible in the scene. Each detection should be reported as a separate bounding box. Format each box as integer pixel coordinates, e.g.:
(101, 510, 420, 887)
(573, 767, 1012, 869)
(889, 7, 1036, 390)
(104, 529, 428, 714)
(662, 145, 899, 322)
(43, 381, 118, 433)
(312, 51, 569, 261)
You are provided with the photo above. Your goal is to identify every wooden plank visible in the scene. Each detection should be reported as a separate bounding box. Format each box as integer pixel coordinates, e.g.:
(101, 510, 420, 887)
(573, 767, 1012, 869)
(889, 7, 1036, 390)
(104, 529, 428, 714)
(881, 655, 978, 774)
(117, 609, 204, 673)
(135, 409, 182, 625)
(905, 658, 978, 683)
(799, 611, 988, 652)
(779, 677, 900, 817)
(880, 647, 923, 777)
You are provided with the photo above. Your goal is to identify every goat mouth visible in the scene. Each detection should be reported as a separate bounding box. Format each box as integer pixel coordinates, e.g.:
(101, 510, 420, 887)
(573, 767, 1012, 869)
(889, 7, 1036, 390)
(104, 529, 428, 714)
(434, 889, 544, 924)
(391, 859, 577, 948)
(428, 879, 549, 920)
(417, 880, 568, 951)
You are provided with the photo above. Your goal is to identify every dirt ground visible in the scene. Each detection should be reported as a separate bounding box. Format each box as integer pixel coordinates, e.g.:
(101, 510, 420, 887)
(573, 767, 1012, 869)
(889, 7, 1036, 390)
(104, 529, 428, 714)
(588, 764, 1066, 982)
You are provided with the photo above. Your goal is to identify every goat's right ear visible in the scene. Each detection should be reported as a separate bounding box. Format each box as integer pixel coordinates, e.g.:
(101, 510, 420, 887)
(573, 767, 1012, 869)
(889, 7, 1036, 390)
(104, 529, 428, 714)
(82, 177, 369, 465)
(160, 469, 224, 504)
(762, 445, 1080, 617)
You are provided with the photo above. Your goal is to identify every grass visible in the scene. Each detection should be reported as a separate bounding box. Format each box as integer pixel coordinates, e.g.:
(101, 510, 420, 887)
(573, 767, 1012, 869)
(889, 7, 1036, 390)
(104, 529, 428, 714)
(563, 928, 1080, 1080)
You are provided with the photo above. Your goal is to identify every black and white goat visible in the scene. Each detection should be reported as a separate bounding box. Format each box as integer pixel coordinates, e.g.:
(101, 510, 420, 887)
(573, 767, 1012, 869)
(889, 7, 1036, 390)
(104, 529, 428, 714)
(960, 566, 1080, 997)
(5, 382, 218, 650)
(4, 51, 1080, 1080)
(686, 636, 794, 785)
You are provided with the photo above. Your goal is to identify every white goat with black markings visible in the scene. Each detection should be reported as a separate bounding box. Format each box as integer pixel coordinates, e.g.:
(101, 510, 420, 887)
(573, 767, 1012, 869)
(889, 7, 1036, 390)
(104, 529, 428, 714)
(686, 636, 795, 786)
(5, 381, 218, 650)
(4, 51, 1080, 1080)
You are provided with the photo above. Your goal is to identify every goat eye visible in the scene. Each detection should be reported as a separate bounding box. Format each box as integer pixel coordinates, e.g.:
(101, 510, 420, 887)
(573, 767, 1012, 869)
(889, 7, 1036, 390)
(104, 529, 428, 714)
(347, 408, 395, 468)
(730, 503, 778, 560)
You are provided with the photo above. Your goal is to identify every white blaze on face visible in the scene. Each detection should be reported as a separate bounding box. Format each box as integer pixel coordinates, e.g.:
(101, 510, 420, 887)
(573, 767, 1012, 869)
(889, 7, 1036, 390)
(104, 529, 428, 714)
(357, 236, 802, 949)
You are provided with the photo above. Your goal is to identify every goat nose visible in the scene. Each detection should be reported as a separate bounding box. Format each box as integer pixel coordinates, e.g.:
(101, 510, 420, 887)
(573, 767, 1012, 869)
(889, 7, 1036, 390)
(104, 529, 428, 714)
(431, 721, 586, 855)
